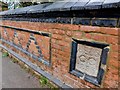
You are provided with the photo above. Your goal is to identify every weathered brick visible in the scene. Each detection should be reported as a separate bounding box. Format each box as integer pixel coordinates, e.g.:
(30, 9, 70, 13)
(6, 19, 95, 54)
(55, 49, 70, 58)
(111, 45, 118, 52)
(73, 31, 82, 39)
(108, 59, 118, 68)
(110, 52, 118, 60)
(106, 35, 118, 45)
(104, 80, 118, 88)
(51, 43, 63, 50)
(107, 66, 118, 75)
(100, 27, 118, 36)
(55, 24, 80, 31)
(51, 29, 65, 35)
(52, 34, 63, 40)
(57, 40, 70, 47)
(80, 25, 100, 32)
(92, 34, 107, 42)
(63, 36, 72, 43)
(85, 33, 92, 39)
(86, 82, 96, 88)
(66, 31, 73, 37)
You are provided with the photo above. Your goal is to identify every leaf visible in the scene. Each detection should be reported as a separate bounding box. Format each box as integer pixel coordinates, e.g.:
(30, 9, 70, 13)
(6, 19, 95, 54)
(2, 52, 9, 57)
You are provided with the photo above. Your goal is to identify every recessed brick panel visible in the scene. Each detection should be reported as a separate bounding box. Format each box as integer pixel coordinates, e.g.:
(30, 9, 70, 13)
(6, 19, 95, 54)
(13, 31, 21, 47)
(1, 26, 51, 65)
(7, 28, 14, 42)
(18, 31, 30, 49)
(27, 40, 40, 57)
(35, 34, 51, 61)
(3, 29, 9, 41)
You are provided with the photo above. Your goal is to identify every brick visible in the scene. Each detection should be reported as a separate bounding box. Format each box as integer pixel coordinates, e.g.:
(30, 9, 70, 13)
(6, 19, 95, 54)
(13, 36, 20, 46)
(55, 49, 70, 58)
(119, 38, 120, 45)
(7, 29, 15, 41)
(28, 41, 39, 56)
(80, 25, 100, 32)
(104, 71, 119, 88)
(110, 52, 118, 60)
(92, 34, 107, 42)
(100, 27, 118, 36)
(107, 66, 118, 75)
(66, 31, 73, 37)
(57, 40, 70, 47)
(111, 45, 118, 52)
(43, 23, 57, 29)
(51, 43, 63, 50)
(106, 36, 118, 45)
(34, 35, 50, 60)
(104, 80, 118, 88)
(85, 33, 92, 39)
(72, 83, 80, 88)
(55, 24, 80, 31)
(86, 82, 96, 88)
(19, 31, 30, 49)
(108, 59, 118, 68)
(52, 52, 67, 61)
(62, 45, 71, 53)
(73, 31, 82, 39)
(60, 62, 69, 70)
(64, 36, 72, 43)
(51, 29, 65, 35)
(112, 75, 118, 81)
(52, 52, 61, 60)
(52, 34, 63, 40)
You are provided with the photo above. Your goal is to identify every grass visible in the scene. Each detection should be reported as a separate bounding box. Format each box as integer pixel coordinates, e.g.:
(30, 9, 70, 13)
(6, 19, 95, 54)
(39, 76, 48, 87)
(39, 76, 58, 89)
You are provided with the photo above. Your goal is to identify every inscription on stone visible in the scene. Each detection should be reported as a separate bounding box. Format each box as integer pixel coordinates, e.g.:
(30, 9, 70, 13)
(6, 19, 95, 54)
(75, 44, 102, 77)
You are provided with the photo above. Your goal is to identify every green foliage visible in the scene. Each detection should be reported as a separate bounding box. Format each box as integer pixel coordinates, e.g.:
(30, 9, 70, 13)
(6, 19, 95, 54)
(19, 2, 33, 7)
(19, 2, 38, 7)
(2, 52, 9, 57)
(47, 83, 59, 90)
(39, 76, 48, 86)
(0, 1, 8, 11)
(39, 76, 58, 89)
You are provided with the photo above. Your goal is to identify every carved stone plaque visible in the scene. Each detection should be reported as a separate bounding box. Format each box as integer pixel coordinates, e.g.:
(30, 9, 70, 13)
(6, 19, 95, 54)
(75, 44, 102, 77)
(70, 39, 109, 86)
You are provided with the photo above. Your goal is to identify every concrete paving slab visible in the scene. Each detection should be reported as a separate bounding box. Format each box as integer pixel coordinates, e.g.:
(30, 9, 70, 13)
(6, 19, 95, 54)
(0, 52, 2, 89)
(2, 55, 40, 88)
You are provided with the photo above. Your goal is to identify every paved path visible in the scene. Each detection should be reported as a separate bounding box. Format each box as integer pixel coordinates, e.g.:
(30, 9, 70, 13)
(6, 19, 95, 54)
(2, 52, 41, 88)
(0, 52, 2, 89)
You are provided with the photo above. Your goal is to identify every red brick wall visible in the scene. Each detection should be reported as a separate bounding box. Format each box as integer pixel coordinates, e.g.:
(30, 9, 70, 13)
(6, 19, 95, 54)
(0, 20, 119, 88)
